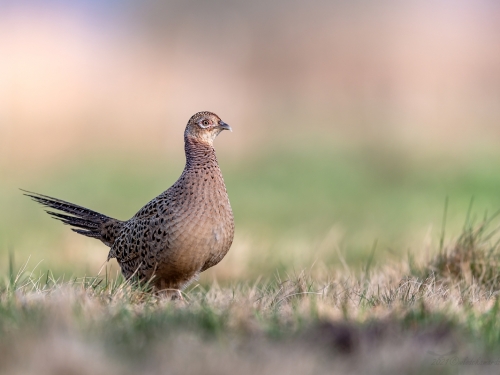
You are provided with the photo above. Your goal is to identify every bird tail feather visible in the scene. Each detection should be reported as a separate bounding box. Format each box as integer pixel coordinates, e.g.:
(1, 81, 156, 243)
(23, 190, 122, 245)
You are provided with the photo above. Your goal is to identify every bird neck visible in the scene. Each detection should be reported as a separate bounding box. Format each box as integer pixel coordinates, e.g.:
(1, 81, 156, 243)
(184, 136, 219, 169)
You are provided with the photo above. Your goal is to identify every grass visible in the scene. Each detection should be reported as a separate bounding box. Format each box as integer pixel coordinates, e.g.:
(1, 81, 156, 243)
(2, 214, 500, 374)
(4, 144, 500, 277)
(3, 144, 500, 373)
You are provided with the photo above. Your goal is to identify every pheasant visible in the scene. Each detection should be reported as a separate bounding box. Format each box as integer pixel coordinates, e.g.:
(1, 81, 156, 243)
(25, 111, 234, 297)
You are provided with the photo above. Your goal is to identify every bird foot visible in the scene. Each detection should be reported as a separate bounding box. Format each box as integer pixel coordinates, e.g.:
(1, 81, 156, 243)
(156, 288, 184, 301)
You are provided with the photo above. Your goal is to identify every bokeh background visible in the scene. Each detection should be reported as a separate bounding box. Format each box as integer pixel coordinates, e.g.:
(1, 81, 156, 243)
(2, 0, 500, 282)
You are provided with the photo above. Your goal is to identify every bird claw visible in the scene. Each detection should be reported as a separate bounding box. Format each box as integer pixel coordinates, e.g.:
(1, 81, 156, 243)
(156, 288, 184, 301)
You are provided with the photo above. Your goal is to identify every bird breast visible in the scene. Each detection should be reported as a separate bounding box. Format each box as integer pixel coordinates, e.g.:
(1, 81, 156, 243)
(165, 166, 234, 265)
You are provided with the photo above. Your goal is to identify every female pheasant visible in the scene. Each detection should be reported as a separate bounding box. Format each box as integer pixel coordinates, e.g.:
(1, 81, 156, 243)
(26, 111, 234, 297)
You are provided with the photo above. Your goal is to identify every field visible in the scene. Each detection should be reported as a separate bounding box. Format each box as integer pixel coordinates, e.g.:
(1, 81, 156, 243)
(2, 207, 500, 374)
(5, 143, 500, 276)
(2, 1, 500, 374)
(3, 144, 500, 374)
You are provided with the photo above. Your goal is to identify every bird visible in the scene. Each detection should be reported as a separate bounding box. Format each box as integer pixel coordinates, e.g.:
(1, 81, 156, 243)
(25, 111, 235, 298)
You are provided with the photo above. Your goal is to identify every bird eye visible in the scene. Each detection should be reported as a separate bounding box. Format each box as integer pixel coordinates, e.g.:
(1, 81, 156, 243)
(202, 120, 210, 126)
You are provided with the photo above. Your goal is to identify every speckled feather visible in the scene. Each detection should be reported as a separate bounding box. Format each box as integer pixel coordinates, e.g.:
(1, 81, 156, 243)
(25, 111, 234, 293)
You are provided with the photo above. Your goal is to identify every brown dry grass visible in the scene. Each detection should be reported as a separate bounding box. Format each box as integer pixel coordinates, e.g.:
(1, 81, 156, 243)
(2, 217, 500, 375)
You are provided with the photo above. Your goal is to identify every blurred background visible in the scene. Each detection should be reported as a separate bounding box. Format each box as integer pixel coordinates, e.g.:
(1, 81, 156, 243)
(1, 0, 500, 281)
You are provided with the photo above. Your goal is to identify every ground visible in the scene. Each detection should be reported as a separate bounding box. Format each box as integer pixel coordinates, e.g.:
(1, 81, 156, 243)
(2, 213, 500, 374)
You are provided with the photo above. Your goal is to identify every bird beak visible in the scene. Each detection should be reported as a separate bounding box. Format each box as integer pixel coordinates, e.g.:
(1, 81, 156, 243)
(218, 121, 232, 132)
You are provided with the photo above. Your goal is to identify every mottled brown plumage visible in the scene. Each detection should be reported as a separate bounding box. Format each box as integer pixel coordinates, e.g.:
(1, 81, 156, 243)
(25, 111, 234, 296)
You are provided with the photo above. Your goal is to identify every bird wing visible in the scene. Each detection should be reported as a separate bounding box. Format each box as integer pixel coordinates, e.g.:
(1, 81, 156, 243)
(107, 216, 166, 265)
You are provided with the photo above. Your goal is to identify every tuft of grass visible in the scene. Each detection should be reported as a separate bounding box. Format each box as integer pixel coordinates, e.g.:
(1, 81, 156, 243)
(422, 211, 500, 289)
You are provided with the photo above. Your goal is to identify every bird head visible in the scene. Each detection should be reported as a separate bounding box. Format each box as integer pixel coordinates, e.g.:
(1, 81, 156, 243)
(185, 111, 232, 145)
